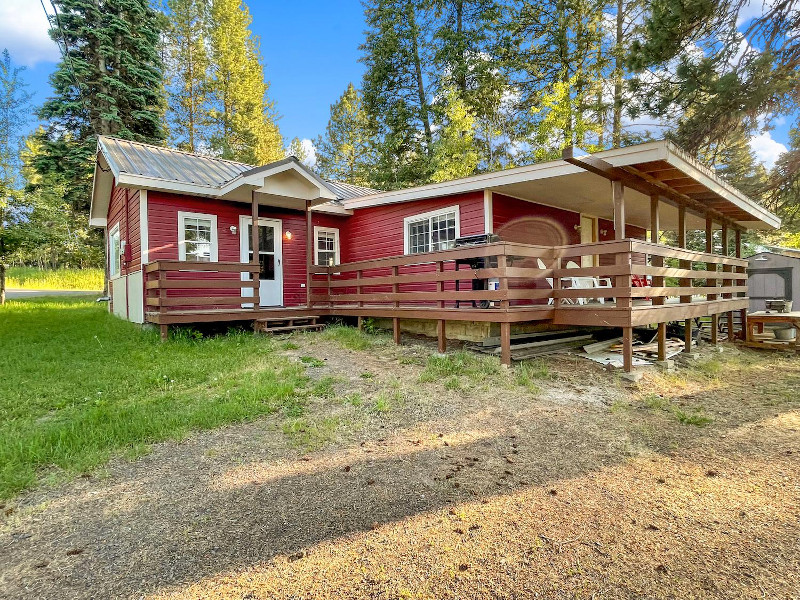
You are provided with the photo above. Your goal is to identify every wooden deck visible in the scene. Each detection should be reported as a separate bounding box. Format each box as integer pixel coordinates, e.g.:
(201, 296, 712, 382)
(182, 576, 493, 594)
(144, 239, 749, 370)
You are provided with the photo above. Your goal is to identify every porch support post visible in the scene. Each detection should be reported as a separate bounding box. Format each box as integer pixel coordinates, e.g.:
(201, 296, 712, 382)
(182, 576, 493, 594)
(251, 191, 259, 309)
(500, 321, 511, 367)
(722, 223, 734, 341)
(735, 228, 747, 341)
(707, 214, 718, 345)
(650, 195, 664, 306)
(613, 180, 625, 239)
(160, 324, 169, 341)
(678, 204, 692, 352)
(437, 319, 447, 353)
(251, 192, 259, 262)
(622, 326, 633, 373)
(649, 195, 659, 243)
(306, 200, 312, 307)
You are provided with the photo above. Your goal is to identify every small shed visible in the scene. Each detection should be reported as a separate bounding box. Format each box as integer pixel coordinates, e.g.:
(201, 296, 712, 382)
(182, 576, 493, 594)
(747, 250, 800, 312)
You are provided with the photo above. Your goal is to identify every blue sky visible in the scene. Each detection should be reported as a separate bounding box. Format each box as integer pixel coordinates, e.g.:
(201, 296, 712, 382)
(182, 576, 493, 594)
(0, 0, 791, 168)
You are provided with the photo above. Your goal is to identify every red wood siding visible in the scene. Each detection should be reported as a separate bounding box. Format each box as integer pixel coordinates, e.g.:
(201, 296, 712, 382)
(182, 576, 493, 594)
(339, 192, 485, 262)
(107, 186, 141, 274)
(147, 191, 312, 307)
(326, 192, 486, 301)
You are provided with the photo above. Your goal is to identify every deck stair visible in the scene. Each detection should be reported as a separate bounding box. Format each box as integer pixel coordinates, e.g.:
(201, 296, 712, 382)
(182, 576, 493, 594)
(254, 315, 324, 334)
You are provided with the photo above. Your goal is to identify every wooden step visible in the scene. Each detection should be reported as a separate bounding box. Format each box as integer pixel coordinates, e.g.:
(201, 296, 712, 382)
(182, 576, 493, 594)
(260, 323, 325, 334)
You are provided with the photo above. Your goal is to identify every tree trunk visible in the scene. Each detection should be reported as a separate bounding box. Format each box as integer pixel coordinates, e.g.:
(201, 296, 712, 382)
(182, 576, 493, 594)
(456, 0, 467, 94)
(612, 0, 624, 148)
(407, 2, 433, 152)
(0, 262, 5, 305)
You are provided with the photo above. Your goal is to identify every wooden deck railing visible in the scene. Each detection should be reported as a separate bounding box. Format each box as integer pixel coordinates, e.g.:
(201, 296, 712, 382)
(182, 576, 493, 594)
(144, 261, 260, 315)
(309, 242, 555, 309)
(309, 239, 749, 318)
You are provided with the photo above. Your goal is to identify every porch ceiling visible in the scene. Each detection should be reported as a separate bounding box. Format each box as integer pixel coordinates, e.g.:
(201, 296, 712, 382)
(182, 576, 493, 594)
(491, 170, 707, 231)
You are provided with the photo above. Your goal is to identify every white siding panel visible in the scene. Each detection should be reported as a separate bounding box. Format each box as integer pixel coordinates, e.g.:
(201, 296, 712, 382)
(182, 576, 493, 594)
(127, 271, 144, 323)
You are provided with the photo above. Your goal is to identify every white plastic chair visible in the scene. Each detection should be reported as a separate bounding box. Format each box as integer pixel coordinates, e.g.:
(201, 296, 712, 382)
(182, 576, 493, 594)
(564, 261, 610, 305)
(537, 258, 555, 305)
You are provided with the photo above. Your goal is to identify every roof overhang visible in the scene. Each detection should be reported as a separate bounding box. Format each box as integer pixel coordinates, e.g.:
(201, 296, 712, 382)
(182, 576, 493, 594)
(341, 140, 780, 231)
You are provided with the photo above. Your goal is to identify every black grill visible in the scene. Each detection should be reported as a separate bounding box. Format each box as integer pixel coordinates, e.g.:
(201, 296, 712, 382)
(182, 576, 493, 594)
(454, 234, 500, 308)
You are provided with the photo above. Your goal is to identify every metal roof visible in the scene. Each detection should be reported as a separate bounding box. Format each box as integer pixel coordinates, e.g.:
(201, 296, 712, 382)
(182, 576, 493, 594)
(97, 136, 380, 200)
(99, 136, 252, 188)
(324, 180, 381, 200)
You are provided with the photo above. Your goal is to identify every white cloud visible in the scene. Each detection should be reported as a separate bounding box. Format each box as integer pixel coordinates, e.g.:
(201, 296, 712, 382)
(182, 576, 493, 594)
(0, 0, 60, 67)
(299, 138, 317, 169)
(736, 0, 767, 26)
(749, 130, 787, 168)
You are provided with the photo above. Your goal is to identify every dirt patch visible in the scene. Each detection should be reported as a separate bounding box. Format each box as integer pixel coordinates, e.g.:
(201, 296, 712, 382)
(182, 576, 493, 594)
(1, 331, 798, 599)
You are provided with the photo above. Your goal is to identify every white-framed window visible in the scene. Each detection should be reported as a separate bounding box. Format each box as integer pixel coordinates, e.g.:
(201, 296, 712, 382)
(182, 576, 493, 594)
(314, 226, 340, 266)
(178, 211, 218, 262)
(109, 223, 121, 278)
(403, 205, 460, 255)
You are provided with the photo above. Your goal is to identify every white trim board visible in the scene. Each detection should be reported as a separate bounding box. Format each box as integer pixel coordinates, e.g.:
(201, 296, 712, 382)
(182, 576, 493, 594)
(313, 225, 341, 266)
(403, 205, 461, 255)
(139, 189, 149, 265)
(484, 190, 493, 234)
(177, 211, 219, 262)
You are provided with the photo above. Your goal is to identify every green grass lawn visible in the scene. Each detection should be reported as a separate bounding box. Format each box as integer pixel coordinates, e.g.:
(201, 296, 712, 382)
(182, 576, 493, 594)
(6, 267, 104, 290)
(0, 297, 307, 499)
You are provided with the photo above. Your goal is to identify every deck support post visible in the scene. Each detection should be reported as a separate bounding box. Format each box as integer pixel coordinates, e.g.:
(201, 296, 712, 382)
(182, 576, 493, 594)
(650, 195, 665, 306)
(500, 321, 511, 367)
(706, 214, 719, 345)
(160, 324, 169, 341)
(622, 326, 633, 373)
(437, 319, 447, 353)
(357, 316, 364, 331)
(306, 200, 313, 307)
(678, 204, 692, 353)
(392, 317, 401, 345)
(721, 223, 734, 341)
(657, 323, 667, 362)
(735, 229, 747, 340)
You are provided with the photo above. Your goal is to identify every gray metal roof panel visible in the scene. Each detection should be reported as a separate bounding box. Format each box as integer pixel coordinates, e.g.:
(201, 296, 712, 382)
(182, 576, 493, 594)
(324, 180, 380, 199)
(99, 136, 252, 187)
(98, 136, 381, 200)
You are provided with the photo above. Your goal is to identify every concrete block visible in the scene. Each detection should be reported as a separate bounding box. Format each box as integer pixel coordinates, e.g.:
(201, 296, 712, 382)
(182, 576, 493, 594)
(620, 371, 645, 383)
(653, 360, 675, 372)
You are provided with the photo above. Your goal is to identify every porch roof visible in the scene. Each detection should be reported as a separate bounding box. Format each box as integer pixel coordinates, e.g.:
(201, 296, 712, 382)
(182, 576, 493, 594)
(341, 141, 780, 231)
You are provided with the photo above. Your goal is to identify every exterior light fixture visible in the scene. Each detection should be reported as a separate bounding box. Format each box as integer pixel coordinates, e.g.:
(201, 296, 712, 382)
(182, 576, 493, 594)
(285, 230, 293, 240)
(230, 225, 238, 235)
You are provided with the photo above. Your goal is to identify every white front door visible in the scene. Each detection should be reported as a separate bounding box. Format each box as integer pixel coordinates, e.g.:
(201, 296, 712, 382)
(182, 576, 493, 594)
(240, 216, 283, 306)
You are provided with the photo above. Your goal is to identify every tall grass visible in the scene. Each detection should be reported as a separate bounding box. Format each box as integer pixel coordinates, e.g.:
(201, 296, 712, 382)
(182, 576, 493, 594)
(6, 267, 105, 290)
(0, 297, 307, 499)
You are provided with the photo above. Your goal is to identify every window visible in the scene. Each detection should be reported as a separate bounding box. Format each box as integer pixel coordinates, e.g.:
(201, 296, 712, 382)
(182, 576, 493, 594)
(403, 206, 460, 255)
(314, 226, 340, 266)
(109, 224, 121, 278)
(178, 211, 218, 262)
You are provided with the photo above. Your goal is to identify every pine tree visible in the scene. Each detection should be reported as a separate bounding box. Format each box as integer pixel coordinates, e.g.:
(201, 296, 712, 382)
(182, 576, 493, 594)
(0, 49, 32, 304)
(427, 0, 515, 170)
(36, 0, 167, 214)
(315, 83, 373, 186)
(360, 0, 434, 189)
(207, 0, 282, 165)
(628, 0, 799, 153)
(430, 86, 479, 182)
(504, 0, 609, 159)
(164, 0, 211, 152)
